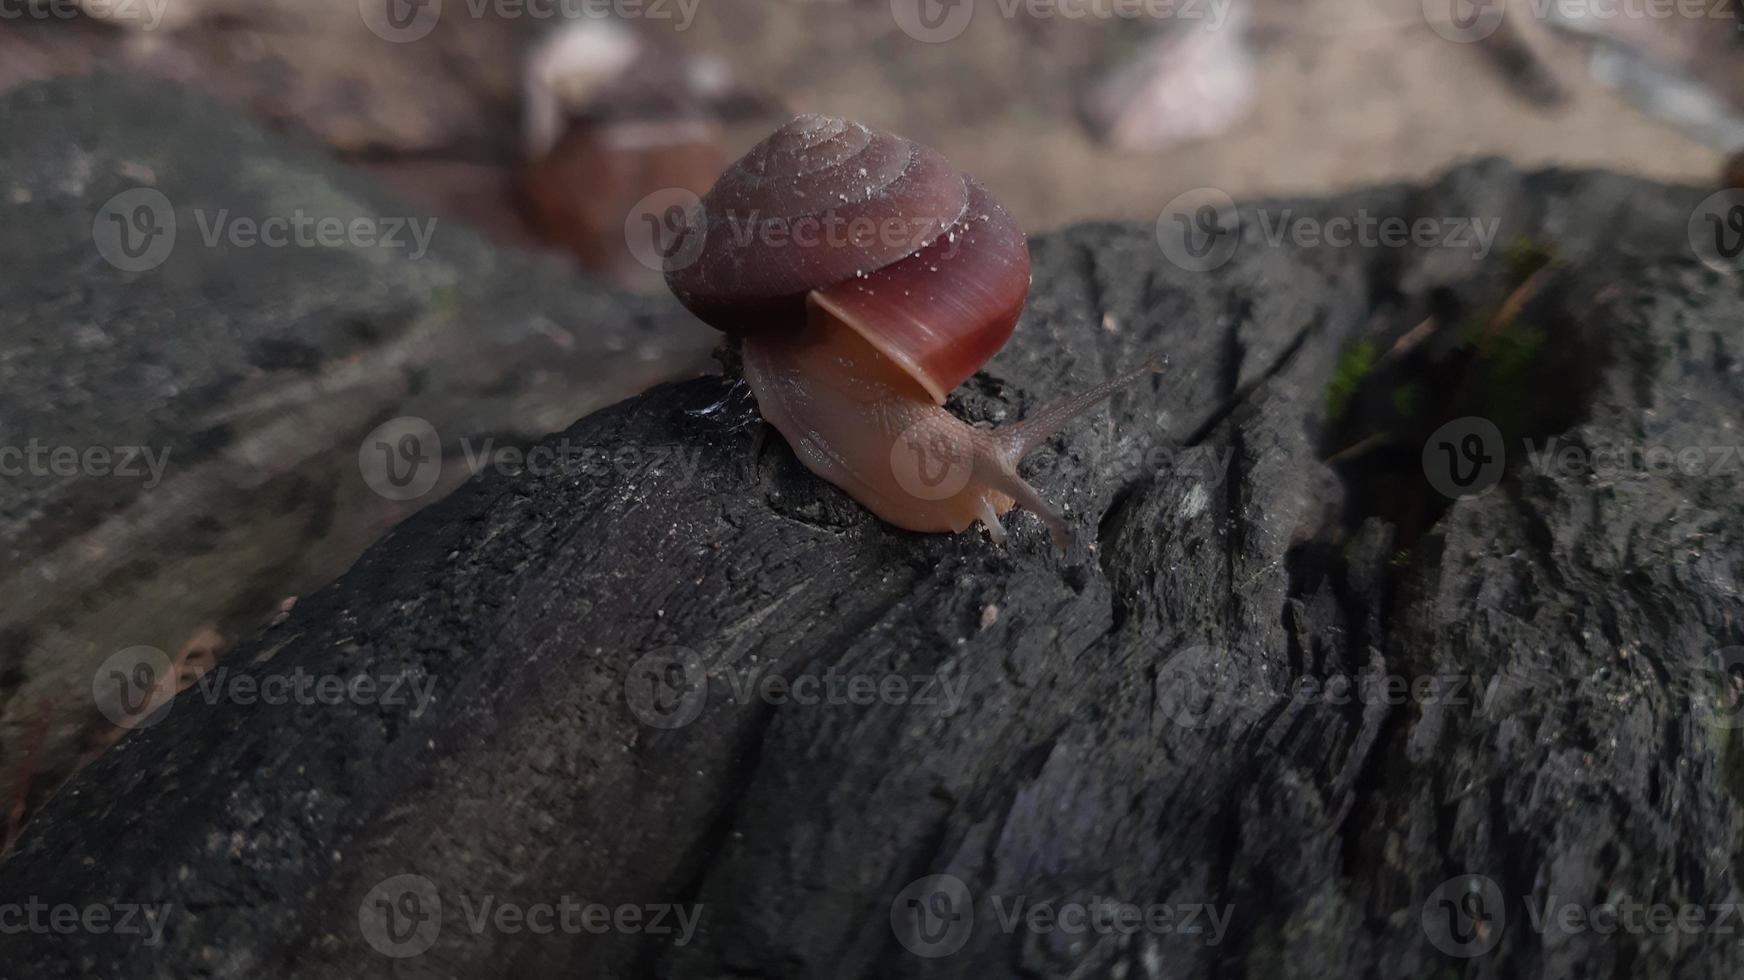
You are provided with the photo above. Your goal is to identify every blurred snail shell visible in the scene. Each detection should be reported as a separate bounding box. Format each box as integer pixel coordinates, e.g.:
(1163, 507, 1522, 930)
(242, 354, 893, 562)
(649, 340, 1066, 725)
(665, 115, 1160, 546)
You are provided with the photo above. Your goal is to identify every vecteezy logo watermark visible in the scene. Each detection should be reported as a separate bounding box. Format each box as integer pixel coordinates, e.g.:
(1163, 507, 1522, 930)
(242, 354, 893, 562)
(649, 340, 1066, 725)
(0, 0, 170, 29)
(1154, 644, 1227, 729)
(1422, 0, 1507, 42)
(890, 0, 977, 42)
(626, 188, 706, 273)
(1690, 189, 1744, 274)
(1693, 646, 1744, 730)
(360, 0, 443, 42)
(94, 188, 176, 272)
(891, 874, 975, 957)
(623, 646, 966, 730)
(890, 419, 975, 502)
(0, 441, 171, 488)
(360, 874, 443, 958)
(0, 898, 173, 947)
(890, 875, 1233, 957)
(1422, 874, 1506, 957)
(359, 874, 704, 957)
(359, 416, 442, 501)
(623, 646, 710, 730)
(1422, 416, 1506, 499)
(1156, 188, 1241, 272)
(92, 646, 178, 729)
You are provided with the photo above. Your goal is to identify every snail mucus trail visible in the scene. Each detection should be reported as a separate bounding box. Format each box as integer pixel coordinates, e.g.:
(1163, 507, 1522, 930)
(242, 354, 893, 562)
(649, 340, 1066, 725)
(664, 115, 1162, 547)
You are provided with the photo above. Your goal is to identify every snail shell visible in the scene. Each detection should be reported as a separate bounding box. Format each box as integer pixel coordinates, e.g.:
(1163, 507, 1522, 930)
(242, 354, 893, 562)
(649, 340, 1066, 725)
(665, 114, 1030, 404)
(665, 115, 1159, 545)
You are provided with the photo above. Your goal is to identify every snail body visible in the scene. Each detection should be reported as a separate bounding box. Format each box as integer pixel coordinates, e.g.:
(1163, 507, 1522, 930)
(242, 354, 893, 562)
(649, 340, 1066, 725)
(666, 115, 1158, 545)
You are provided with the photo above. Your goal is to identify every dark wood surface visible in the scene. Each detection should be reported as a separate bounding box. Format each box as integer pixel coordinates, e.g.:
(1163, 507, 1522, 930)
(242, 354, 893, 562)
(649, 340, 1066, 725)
(2, 89, 1741, 978)
(0, 76, 715, 835)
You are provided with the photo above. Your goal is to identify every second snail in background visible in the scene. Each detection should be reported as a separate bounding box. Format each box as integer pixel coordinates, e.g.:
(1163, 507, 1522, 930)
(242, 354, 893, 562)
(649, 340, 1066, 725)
(664, 114, 1162, 547)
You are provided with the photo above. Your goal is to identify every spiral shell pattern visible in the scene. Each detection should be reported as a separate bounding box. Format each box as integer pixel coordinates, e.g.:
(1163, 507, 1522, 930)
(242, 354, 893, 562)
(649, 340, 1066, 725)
(666, 114, 1030, 403)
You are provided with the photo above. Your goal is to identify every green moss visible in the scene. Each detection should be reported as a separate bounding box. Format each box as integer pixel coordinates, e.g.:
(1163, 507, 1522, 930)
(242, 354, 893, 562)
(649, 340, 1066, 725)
(1392, 382, 1422, 419)
(1471, 321, 1549, 436)
(1504, 235, 1560, 284)
(1326, 339, 1378, 422)
(1486, 322, 1547, 379)
(427, 283, 460, 318)
(1457, 306, 1495, 346)
(1707, 717, 1744, 810)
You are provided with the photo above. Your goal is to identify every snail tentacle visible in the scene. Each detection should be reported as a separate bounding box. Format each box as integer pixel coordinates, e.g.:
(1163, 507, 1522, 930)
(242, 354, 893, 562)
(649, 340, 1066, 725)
(993, 353, 1169, 465)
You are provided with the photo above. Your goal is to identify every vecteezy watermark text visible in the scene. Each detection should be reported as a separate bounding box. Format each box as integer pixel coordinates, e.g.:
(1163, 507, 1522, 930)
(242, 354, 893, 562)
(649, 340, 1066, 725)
(1156, 189, 1501, 272)
(1425, 0, 1742, 45)
(624, 646, 965, 730)
(94, 187, 439, 273)
(1523, 437, 1744, 482)
(187, 667, 438, 716)
(1158, 646, 1744, 731)
(1156, 656, 1515, 729)
(93, 645, 439, 730)
(357, 415, 710, 503)
(891, 0, 1236, 44)
(0, 441, 170, 488)
(0, 898, 172, 947)
(1419, 416, 1744, 502)
(890, 874, 1232, 957)
(0, 0, 169, 29)
(358, 873, 703, 958)
(624, 191, 970, 275)
(1252, 209, 1499, 256)
(458, 438, 705, 486)
(192, 209, 437, 259)
(360, 0, 702, 44)
(454, 895, 702, 943)
(889, 426, 1238, 506)
(1422, 873, 1744, 958)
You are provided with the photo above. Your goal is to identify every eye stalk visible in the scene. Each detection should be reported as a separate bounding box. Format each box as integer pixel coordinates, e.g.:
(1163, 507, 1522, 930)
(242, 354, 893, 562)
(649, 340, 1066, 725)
(665, 114, 1161, 546)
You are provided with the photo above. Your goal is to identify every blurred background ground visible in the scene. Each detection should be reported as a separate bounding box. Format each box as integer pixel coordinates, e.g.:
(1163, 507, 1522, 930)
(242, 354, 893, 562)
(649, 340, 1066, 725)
(2, 0, 1737, 249)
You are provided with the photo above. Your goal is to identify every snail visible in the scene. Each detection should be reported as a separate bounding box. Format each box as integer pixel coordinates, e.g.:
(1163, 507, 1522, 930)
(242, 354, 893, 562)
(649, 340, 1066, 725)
(664, 114, 1160, 546)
